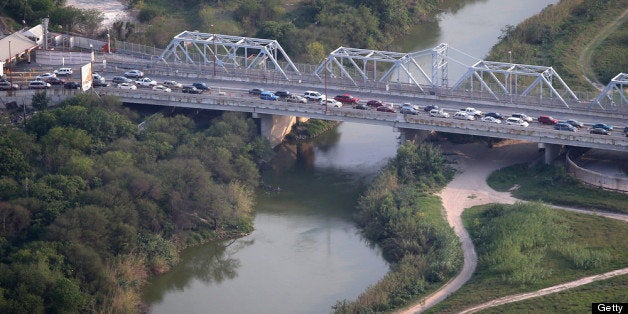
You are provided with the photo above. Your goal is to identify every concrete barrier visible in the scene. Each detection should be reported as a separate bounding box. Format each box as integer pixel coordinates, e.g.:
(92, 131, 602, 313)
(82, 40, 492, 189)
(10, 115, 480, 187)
(566, 150, 628, 192)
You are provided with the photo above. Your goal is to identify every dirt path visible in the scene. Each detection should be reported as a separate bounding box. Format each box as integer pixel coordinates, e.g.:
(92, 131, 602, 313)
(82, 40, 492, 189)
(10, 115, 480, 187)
(398, 140, 542, 314)
(398, 141, 628, 313)
(459, 268, 628, 314)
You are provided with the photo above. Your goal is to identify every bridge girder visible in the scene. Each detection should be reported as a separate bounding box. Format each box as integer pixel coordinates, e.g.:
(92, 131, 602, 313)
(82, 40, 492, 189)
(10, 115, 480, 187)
(312, 44, 449, 92)
(592, 73, 628, 110)
(451, 60, 580, 108)
(158, 30, 300, 81)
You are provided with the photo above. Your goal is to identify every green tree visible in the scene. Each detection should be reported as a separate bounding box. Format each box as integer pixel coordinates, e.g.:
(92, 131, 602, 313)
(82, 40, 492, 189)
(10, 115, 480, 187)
(305, 41, 326, 64)
(31, 91, 51, 111)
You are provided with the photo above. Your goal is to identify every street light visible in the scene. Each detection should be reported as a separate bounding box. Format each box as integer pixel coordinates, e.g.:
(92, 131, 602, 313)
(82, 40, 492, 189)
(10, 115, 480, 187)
(508, 51, 513, 101)
(211, 24, 216, 78)
(106, 29, 111, 54)
(8, 40, 13, 87)
(324, 57, 328, 115)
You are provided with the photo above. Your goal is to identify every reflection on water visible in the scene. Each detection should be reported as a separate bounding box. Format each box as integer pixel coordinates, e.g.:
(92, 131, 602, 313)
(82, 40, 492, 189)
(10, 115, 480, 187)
(143, 239, 253, 304)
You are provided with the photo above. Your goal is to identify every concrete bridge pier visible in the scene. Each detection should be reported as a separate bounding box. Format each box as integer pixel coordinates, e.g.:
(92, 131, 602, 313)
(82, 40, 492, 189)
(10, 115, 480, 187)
(539, 143, 562, 164)
(398, 128, 432, 144)
(253, 113, 307, 147)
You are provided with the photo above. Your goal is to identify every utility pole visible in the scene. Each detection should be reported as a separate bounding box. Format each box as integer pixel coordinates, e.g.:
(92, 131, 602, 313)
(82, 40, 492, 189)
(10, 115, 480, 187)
(107, 29, 111, 54)
(508, 51, 513, 102)
(324, 57, 328, 115)
(211, 25, 216, 78)
(8, 40, 13, 87)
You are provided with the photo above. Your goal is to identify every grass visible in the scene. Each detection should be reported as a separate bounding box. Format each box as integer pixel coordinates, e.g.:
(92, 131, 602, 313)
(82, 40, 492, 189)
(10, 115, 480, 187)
(426, 203, 628, 313)
(483, 274, 628, 313)
(487, 163, 628, 214)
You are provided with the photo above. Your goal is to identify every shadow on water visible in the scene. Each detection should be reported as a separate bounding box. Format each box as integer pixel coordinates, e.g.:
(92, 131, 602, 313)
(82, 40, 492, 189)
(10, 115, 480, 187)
(142, 239, 255, 303)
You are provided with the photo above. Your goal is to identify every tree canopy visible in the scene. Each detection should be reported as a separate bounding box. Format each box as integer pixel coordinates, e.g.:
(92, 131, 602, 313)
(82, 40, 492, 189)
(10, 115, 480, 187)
(0, 94, 271, 312)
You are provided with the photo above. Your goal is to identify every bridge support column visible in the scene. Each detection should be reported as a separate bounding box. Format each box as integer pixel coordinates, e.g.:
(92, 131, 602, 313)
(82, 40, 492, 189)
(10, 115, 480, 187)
(541, 143, 562, 164)
(254, 113, 300, 147)
(398, 128, 431, 144)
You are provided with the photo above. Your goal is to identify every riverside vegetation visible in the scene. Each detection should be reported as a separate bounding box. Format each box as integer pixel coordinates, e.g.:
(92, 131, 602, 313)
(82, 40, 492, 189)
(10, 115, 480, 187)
(0, 93, 273, 312)
(333, 142, 462, 312)
(427, 202, 628, 313)
(487, 163, 628, 214)
(486, 0, 627, 91)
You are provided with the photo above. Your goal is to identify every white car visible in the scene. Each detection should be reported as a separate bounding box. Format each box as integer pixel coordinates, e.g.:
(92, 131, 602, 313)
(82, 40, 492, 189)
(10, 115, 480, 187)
(453, 111, 475, 120)
(36, 73, 56, 80)
(506, 117, 529, 127)
(124, 70, 144, 78)
(118, 82, 137, 90)
(136, 77, 157, 87)
(460, 107, 482, 116)
(511, 113, 533, 122)
(54, 67, 73, 76)
(152, 85, 172, 92)
(163, 80, 183, 89)
(304, 90, 326, 102)
(320, 99, 342, 108)
(402, 103, 419, 110)
(481, 116, 502, 124)
(429, 109, 449, 118)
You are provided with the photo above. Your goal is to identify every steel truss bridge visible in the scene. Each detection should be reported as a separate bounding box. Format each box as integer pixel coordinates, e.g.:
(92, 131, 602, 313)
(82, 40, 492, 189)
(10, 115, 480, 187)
(157, 30, 626, 112)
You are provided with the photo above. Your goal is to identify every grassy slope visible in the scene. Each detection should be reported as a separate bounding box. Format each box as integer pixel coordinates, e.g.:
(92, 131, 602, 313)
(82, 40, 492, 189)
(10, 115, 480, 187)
(482, 274, 628, 313)
(426, 204, 628, 313)
(487, 163, 628, 214)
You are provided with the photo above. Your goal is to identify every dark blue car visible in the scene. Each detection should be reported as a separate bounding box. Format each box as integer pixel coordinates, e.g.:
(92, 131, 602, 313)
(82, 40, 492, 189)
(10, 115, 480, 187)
(260, 91, 279, 101)
(591, 123, 613, 131)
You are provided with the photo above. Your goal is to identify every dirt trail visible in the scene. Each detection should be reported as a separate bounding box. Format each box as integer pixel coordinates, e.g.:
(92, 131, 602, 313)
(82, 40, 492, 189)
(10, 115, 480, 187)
(459, 268, 628, 314)
(398, 140, 542, 314)
(398, 141, 628, 314)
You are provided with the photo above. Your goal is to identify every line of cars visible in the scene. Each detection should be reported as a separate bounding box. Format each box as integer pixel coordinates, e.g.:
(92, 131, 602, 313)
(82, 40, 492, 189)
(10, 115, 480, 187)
(108, 70, 211, 94)
(0, 69, 84, 90)
(535, 114, 621, 135)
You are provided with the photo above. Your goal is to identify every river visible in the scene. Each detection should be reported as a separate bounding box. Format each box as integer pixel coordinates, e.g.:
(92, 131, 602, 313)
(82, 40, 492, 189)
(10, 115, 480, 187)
(140, 0, 559, 313)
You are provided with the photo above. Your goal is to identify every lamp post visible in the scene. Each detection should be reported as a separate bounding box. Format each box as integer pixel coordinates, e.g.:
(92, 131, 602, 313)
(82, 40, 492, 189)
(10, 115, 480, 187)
(8, 40, 13, 87)
(508, 51, 513, 101)
(324, 57, 328, 114)
(106, 29, 111, 54)
(211, 25, 217, 78)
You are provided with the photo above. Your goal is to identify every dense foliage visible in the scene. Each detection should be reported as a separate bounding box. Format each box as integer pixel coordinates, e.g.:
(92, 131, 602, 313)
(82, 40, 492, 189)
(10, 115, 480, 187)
(334, 142, 461, 312)
(486, 0, 628, 91)
(284, 119, 339, 142)
(0, 94, 271, 312)
(0, 0, 104, 35)
(487, 163, 628, 214)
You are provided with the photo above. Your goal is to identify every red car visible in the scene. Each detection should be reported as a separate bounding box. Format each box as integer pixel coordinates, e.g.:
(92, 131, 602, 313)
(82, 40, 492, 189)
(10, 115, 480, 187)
(366, 100, 383, 108)
(377, 106, 396, 113)
(538, 115, 558, 125)
(334, 94, 360, 104)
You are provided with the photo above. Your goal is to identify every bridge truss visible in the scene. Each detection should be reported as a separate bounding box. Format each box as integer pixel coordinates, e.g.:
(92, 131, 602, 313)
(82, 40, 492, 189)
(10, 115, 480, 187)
(313, 44, 449, 93)
(158, 31, 300, 81)
(592, 73, 627, 110)
(451, 61, 579, 108)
